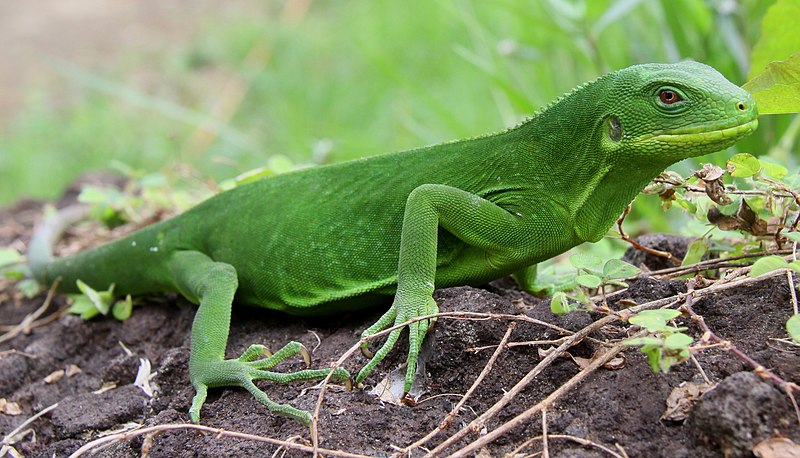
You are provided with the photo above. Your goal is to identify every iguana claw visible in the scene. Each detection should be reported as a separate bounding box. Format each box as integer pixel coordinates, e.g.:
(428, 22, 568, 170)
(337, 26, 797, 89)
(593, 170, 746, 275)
(355, 296, 438, 391)
(190, 340, 350, 424)
(299, 344, 311, 367)
(360, 346, 374, 359)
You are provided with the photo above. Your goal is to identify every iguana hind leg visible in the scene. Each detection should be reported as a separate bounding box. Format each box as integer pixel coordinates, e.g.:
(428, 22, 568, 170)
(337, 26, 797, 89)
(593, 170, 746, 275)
(169, 250, 350, 425)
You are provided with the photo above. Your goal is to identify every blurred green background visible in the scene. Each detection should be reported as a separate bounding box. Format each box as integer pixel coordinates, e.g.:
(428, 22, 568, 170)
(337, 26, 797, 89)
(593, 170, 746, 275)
(0, 0, 795, 226)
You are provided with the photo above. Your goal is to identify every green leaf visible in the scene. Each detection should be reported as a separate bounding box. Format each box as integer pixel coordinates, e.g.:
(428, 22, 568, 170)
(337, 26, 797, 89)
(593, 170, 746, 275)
(681, 238, 708, 266)
(2, 266, 26, 281)
(0, 248, 22, 268)
(528, 267, 580, 296)
(575, 274, 602, 288)
(749, 0, 800, 78)
(749, 0, 800, 79)
(643, 345, 662, 373)
(68, 296, 100, 320)
(789, 260, 800, 273)
(112, 295, 133, 321)
(622, 336, 662, 347)
(676, 197, 697, 214)
(786, 232, 800, 244)
(749, 255, 788, 277)
(574, 288, 591, 305)
(75, 280, 114, 315)
(602, 259, 641, 280)
(550, 291, 573, 316)
(629, 316, 668, 332)
(726, 153, 761, 178)
(747, 78, 800, 115)
(266, 155, 295, 175)
(742, 53, 800, 115)
(744, 195, 766, 213)
(17, 279, 41, 298)
(569, 253, 603, 272)
(786, 173, 800, 188)
(634, 309, 682, 321)
(663, 332, 693, 350)
(759, 159, 789, 180)
(787, 314, 800, 343)
(77, 185, 124, 206)
(219, 157, 296, 191)
(77, 185, 129, 228)
(629, 309, 681, 332)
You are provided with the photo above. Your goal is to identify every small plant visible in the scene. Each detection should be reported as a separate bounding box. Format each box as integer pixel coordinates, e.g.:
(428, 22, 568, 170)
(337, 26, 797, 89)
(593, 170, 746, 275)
(0, 248, 39, 298)
(550, 254, 641, 316)
(569, 254, 641, 289)
(642, 149, 800, 346)
(747, 255, 800, 278)
(73, 161, 220, 233)
(68, 280, 133, 321)
(217, 155, 297, 191)
(3, 249, 133, 318)
(548, 145, 800, 371)
(623, 309, 693, 373)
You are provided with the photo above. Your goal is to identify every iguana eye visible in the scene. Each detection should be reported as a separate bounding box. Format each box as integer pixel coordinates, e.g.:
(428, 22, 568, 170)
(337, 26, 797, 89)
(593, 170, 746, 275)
(659, 89, 681, 104)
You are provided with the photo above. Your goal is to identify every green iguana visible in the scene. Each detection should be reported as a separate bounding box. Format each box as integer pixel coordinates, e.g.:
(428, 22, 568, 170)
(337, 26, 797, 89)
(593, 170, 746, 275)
(27, 61, 758, 425)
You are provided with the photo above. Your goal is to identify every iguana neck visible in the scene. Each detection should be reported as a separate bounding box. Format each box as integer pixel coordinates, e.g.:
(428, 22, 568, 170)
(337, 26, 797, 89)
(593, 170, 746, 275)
(572, 163, 664, 242)
(510, 74, 667, 242)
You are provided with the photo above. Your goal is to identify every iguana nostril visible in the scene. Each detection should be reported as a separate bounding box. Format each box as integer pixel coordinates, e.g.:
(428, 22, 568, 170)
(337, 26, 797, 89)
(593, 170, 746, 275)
(737, 102, 746, 111)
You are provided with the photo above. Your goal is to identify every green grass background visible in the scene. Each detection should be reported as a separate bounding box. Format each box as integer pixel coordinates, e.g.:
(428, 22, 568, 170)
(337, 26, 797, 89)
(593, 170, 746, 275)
(0, 0, 795, 232)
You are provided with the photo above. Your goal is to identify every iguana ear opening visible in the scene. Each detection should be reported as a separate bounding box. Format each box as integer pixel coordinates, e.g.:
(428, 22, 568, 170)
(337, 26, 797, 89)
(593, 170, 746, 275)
(606, 115, 623, 142)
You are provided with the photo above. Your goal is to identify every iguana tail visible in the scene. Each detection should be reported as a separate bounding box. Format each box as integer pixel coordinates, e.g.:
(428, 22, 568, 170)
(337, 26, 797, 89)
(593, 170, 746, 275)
(28, 205, 92, 284)
(28, 204, 179, 295)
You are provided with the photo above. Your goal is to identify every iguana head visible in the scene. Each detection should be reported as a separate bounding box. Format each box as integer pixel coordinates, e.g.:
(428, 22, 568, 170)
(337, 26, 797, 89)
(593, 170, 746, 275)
(601, 61, 758, 165)
(529, 61, 759, 243)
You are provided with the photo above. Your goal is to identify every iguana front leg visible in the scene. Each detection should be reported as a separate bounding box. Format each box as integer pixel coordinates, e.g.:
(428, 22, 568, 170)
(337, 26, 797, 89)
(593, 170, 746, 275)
(169, 251, 350, 424)
(355, 184, 531, 392)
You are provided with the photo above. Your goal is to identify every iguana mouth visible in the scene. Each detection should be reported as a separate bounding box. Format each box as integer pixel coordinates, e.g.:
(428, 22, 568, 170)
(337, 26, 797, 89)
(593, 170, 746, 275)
(647, 117, 758, 144)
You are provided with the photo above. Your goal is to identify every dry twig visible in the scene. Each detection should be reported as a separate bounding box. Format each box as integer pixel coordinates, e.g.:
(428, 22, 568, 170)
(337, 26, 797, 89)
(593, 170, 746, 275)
(397, 322, 517, 456)
(509, 433, 627, 458)
(448, 337, 639, 457)
(681, 278, 799, 394)
(67, 423, 372, 458)
(0, 279, 60, 345)
(616, 203, 681, 265)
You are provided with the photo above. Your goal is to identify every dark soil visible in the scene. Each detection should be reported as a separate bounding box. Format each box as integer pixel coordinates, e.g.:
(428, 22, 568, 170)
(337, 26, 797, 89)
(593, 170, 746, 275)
(1, 199, 799, 458)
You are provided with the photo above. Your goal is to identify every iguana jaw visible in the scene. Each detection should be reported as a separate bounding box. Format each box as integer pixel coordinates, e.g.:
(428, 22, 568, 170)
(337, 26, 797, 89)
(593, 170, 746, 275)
(642, 117, 758, 145)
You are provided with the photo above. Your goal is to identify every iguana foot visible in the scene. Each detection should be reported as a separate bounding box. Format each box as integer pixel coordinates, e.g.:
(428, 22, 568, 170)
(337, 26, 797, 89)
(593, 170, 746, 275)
(355, 296, 438, 393)
(189, 340, 351, 424)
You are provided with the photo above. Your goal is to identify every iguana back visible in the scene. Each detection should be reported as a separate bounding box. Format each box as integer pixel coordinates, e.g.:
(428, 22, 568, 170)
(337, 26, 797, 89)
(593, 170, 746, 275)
(35, 127, 571, 312)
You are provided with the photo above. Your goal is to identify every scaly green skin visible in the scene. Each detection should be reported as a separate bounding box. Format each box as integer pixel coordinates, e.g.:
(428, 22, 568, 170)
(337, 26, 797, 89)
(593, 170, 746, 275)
(28, 62, 758, 425)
